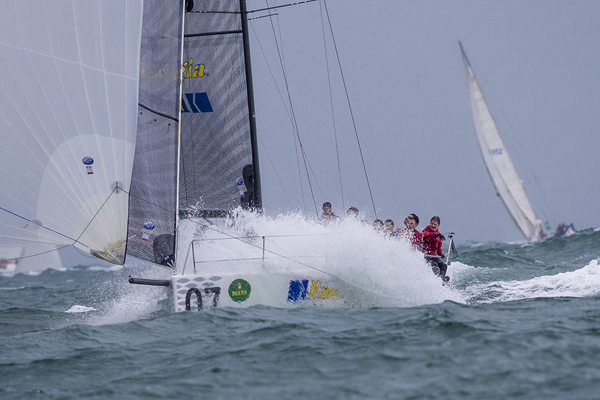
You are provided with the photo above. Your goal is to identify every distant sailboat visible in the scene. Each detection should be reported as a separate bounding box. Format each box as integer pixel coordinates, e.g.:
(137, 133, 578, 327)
(459, 42, 543, 242)
(0, 247, 61, 273)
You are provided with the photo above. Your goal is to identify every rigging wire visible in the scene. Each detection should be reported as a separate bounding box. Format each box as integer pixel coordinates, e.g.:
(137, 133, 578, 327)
(2, 244, 70, 263)
(249, 22, 305, 210)
(318, 0, 345, 211)
(0, 206, 89, 248)
(122, 187, 370, 291)
(257, 1, 307, 214)
(257, 133, 292, 206)
(301, 149, 325, 200)
(0, 185, 122, 252)
(322, 0, 378, 218)
(264, 0, 320, 218)
(0, 187, 129, 271)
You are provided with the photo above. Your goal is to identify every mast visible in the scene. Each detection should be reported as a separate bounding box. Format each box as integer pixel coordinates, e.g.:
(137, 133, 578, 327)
(240, 0, 262, 209)
(174, 0, 188, 268)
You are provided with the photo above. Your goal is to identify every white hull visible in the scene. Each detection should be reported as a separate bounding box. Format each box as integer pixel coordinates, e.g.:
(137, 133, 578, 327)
(163, 217, 458, 311)
(171, 269, 346, 312)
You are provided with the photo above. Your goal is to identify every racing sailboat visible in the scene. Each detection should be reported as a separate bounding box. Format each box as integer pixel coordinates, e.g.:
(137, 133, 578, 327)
(126, 0, 345, 311)
(0, 0, 343, 310)
(459, 42, 544, 242)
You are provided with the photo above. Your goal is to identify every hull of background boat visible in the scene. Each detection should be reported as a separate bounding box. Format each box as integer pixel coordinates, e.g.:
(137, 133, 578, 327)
(171, 269, 347, 312)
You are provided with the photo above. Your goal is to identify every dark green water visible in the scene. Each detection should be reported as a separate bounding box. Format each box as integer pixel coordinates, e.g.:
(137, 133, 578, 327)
(2, 229, 600, 399)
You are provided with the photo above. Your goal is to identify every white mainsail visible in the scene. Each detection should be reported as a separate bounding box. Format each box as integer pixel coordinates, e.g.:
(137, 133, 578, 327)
(0, 0, 144, 263)
(460, 43, 542, 241)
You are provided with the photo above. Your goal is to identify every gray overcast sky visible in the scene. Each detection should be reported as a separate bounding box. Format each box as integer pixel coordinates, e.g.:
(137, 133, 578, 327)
(247, 0, 600, 243)
(60, 0, 600, 269)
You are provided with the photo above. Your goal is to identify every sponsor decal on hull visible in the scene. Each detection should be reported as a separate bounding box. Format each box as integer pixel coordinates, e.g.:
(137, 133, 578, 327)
(287, 280, 339, 302)
(228, 279, 251, 303)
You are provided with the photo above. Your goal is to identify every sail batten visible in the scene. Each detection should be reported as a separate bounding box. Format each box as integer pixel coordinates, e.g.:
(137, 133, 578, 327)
(460, 43, 542, 241)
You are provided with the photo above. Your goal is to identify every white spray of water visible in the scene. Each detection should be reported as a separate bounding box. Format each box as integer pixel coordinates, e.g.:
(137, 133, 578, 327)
(65, 305, 96, 313)
(87, 265, 122, 272)
(87, 258, 171, 326)
(459, 259, 600, 303)
(85, 211, 464, 324)
(208, 211, 464, 307)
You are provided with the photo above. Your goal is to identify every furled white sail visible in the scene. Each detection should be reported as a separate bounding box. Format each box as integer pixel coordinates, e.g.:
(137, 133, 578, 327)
(460, 43, 542, 241)
(0, 1, 144, 264)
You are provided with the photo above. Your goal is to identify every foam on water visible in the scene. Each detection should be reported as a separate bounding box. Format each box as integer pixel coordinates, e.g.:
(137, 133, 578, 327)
(88, 211, 463, 322)
(458, 258, 600, 303)
(65, 305, 96, 313)
(493, 259, 600, 301)
(87, 265, 122, 272)
(199, 211, 464, 307)
(87, 259, 170, 326)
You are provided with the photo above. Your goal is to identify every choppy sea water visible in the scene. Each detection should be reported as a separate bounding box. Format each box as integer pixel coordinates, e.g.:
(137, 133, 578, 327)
(2, 226, 600, 399)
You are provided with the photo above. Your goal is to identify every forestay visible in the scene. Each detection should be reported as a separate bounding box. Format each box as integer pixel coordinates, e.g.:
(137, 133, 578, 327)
(0, 0, 143, 264)
(460, 43, 542, 241)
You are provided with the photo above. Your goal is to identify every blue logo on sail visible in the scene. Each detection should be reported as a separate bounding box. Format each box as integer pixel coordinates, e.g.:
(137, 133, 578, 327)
(82, 156, 94, 165)
(182, 92, 213, 113)
(143, 221, 155, 230)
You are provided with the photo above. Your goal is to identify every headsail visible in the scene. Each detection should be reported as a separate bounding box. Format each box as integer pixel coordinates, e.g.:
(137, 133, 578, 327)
(126, 0, 184, 266)
(0, 1, 144, 264)
(459, 42, 542, 241)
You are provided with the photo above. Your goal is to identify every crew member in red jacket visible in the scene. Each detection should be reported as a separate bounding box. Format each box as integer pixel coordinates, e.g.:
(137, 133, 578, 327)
(421, 216, 449, 281)
(398, 213, 422, 250)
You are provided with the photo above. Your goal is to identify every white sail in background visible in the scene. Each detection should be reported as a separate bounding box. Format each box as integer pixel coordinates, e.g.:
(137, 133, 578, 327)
(0, 1, 144, 264)
(9, 246, 62, 273)
(460, 43, 542, 241)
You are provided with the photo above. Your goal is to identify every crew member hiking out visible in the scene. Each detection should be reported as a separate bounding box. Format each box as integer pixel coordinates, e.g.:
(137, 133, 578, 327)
(372, 219, 384, 232)
(321, 202, 339, 225)
(346, 207, 359, 219)
(398, 213, 422, 250)
(421, 216, 449, 282)
(384, 219, 398, 239)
